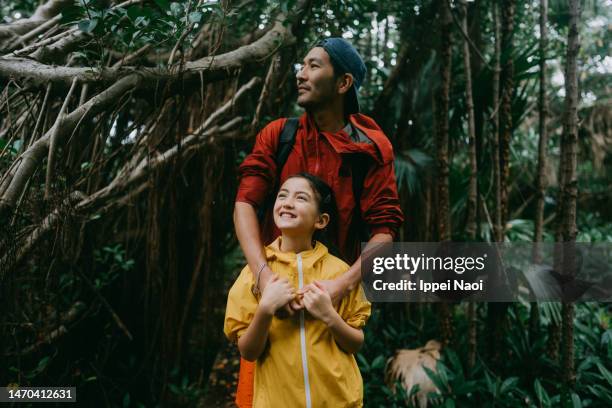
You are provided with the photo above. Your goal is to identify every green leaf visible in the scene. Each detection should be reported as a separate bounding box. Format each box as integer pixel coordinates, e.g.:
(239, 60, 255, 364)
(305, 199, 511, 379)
(446, 350, 463, 379)
(484, 371, 496, 394)
(534, 379, 550, 405)
(602, 329, 612, 345)
(500, 377, 519, 394)
(134, 16, 147, 26)
(596, 362, 612, 385)
(12, 139, 22, 152)
(586, 385, 612, 403)
(170, 2, 182, 16)
(423, 366, 448, 394)
(212, 6, 224, 18)
(371, 355, 385, 370)
(78, 18, 98, 33)
(356, 353, 370, 372)
(577, 356, 598, 373)
(381, 385, 396, 398)
(394, 149, 432, 195)
(405, 383, 420, 398)
(188, 11, 202, 23)
(122, 393, 130, 408)
(436, 362, 451, 387)
(37, 356, 50, 370)
(571, 392, 582, 408)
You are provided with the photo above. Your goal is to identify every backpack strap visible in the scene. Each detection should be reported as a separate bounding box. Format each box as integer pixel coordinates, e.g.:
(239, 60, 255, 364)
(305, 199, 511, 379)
(275, 117, 299, 169)
(256, 117, 299, 222)
(276, 118, 300, 169)
(351, 157, 368, 208)
(348, 154, 371, 242)
(347, 122, 373, 242)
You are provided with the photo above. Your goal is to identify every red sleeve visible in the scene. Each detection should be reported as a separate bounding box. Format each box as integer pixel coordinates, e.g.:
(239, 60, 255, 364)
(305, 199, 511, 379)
(360, 159, 404, 240)
(235, 118, 287, 208)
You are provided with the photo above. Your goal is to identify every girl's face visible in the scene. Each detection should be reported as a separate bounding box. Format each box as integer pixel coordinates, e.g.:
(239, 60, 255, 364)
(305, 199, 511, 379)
(273, 177, 329, 236)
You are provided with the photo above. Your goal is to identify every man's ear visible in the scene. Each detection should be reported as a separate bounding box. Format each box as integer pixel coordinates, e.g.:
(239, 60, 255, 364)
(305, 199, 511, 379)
(337, 73, 354, 96)
(315, 213, 330, 230)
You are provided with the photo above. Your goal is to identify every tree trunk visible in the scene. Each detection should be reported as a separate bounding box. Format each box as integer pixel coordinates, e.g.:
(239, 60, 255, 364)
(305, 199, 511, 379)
(487, 0, 513, 367)
(467, 301, 477, 371)
(383, 14, 390, 68)
(435, 0, 452, 244)
(459, 0, 479, 370)
(499, 0, 515, 235)
(492, 1, 503, 243)
(460, 0, 478, 240)
(547, 321, 561, 360)
(531, 0, 549, 348)
(533, 0, 549, 259)
(435, 0, 453, 347)
(470, 0, 485, 240)
(559, 0, 581, 392)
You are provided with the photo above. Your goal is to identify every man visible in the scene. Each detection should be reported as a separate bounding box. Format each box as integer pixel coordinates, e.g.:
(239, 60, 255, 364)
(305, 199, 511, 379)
(233, 37, 403, 407)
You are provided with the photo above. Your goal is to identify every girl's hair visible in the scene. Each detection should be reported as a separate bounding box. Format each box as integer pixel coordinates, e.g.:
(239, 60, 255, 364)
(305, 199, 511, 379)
(285, 173, 343, 259)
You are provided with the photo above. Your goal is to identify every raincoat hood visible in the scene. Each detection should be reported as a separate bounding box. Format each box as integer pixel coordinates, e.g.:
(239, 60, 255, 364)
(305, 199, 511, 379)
(264, 236, 329, 270)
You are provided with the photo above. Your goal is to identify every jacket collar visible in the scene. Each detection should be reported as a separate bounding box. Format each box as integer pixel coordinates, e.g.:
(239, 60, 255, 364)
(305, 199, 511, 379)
(299, 112, 393, 164)
(265, 236, 329, 268)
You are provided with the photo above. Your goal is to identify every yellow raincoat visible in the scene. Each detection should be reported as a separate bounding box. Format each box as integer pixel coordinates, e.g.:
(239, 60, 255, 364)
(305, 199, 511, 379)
(224, 237, 371, 408)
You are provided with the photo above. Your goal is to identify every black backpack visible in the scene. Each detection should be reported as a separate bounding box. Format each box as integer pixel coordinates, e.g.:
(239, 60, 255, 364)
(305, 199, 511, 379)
(257, 117, 371, 242)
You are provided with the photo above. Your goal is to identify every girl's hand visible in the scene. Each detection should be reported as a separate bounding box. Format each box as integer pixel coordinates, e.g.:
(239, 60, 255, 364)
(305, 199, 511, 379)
(259, 275, 295, 316)
(298, 278, 348, 307)
(302, 281, 336, 324)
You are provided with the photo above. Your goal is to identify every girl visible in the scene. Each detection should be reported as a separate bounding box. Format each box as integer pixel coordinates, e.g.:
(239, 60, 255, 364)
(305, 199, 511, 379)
(224, 173, 371, 408)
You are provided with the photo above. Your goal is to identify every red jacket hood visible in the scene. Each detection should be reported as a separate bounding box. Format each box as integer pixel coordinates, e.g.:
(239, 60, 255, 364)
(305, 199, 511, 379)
(300, 112, 394, 165)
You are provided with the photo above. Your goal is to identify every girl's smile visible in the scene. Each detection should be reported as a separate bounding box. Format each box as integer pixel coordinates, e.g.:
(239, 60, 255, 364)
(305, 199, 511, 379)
(273, 178, 317, 231)
(273, 177, 329, 237)
(271, 174, 332, 254)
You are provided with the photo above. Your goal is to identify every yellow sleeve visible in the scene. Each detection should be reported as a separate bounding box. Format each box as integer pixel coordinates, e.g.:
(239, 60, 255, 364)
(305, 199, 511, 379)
(339, 284, 372, 329)
(224, 266, 258, 343)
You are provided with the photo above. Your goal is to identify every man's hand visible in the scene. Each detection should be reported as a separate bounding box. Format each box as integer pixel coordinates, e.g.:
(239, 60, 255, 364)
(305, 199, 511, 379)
(259, 275, 295, 316)
(302, 281, 336, 325)
(299, 277, 349, 307)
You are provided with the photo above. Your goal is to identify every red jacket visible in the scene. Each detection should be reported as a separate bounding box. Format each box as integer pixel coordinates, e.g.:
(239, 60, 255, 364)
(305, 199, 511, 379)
(236, 112, 404, 263)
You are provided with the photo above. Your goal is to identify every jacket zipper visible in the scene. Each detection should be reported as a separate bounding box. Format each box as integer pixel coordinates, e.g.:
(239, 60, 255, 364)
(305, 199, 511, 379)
(297, 254, 312, 408)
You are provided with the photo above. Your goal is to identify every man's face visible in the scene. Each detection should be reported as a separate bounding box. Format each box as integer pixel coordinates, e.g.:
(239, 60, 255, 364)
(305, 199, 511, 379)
(295, 47, 339, 110)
